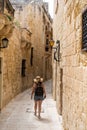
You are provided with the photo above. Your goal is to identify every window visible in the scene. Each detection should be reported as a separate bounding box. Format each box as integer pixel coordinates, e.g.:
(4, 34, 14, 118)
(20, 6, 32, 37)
(82, 9, 87, 51)
(30, 47, 33, 66)
(45, 25, 47, 30)
(21, 59, 26, 77)
(0, 58, 2, 74)
(43, 14, 46, 24)
(45, 39, 49, 51)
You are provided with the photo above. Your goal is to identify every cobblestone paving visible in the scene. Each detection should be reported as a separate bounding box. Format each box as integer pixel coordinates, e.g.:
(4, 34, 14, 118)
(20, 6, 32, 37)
(0, 80, 63, 130)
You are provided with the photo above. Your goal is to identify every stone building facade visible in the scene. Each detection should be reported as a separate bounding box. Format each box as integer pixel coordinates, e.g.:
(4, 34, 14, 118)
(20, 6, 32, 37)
(0, 0, 32, 110)
(0, 0, 53, 110)
(53, 0, 87, 130)
(0, 0, 15, 110)
(14, 1, 53, 80)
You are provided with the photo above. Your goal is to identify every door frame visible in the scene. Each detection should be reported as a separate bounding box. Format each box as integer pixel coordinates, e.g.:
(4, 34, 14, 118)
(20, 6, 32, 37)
(0, 57, 3, 111)
(60, 68, 63, 115)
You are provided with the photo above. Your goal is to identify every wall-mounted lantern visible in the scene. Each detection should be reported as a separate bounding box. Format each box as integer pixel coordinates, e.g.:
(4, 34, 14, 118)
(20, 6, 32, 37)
(49, 39, 60, 62)
(49, 39, 55, 47)
(0, 38, 9, 49)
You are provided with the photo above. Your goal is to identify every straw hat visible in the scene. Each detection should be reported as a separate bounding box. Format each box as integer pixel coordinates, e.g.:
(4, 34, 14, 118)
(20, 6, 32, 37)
(33, 76, 43, 83)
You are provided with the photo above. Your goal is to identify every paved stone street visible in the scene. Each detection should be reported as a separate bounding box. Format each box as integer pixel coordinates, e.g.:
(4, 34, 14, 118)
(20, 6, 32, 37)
(0, 80, 63, 130)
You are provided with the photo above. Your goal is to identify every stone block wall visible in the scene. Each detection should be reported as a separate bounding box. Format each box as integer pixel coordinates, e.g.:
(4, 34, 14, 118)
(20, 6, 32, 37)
(53, 0, 87, 130)
(0, 1, 53, 110)
(2, 27, 22, 107)
(16, 3, 52, 80)
(0, 25, 33, 109)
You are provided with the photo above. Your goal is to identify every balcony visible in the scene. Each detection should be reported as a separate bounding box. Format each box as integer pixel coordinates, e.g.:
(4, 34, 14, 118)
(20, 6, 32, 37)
(0, 14, 14, 37)
(21, 28, 32, 49)
(0, 0, 15, 17)
(0, 0, 15, 37)
(45, 26, 52, 35)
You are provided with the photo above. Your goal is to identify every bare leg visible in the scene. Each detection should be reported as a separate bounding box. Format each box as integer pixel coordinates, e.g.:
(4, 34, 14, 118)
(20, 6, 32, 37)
(34, 101, 37, 115)
(38, 100, 42, 118)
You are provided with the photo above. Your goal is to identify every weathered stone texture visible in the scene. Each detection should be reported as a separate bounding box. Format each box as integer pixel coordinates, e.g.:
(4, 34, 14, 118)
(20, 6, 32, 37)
(1, 27, 22, 107)
(0, 1, 52, 109)
(0, 14, 32, 109)
(53, 0, 87, 130)
(16, 3, 52, 79)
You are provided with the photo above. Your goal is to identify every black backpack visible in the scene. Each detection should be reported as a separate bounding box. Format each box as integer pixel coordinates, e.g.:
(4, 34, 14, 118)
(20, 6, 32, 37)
(35, 82, 43, 96)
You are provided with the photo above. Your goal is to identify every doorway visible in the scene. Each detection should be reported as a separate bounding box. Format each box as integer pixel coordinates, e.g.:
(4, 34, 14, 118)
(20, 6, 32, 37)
(0, 57, 2, 111)
(60, 68, 63, 115)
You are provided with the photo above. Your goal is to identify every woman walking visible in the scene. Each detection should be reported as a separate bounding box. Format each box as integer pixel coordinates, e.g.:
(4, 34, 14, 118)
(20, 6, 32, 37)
(31, 76, 46, 119)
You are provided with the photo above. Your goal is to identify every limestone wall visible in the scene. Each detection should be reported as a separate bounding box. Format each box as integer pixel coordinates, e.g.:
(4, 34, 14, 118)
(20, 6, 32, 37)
(0, 27, 21, 107)
(0, 1, 52, 110)
(15, 3, 52, 80)
(53, 0, 87, 130)
(0, 14, 33, 108)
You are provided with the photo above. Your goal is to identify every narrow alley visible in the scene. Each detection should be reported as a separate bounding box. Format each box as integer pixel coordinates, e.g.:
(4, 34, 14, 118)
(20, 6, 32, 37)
(0, 80, 63, 130)
(1, 0, 87, 130)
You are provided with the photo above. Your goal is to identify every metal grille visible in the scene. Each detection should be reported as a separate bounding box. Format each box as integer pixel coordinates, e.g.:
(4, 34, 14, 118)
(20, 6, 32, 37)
(82, 9, 87, 50)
